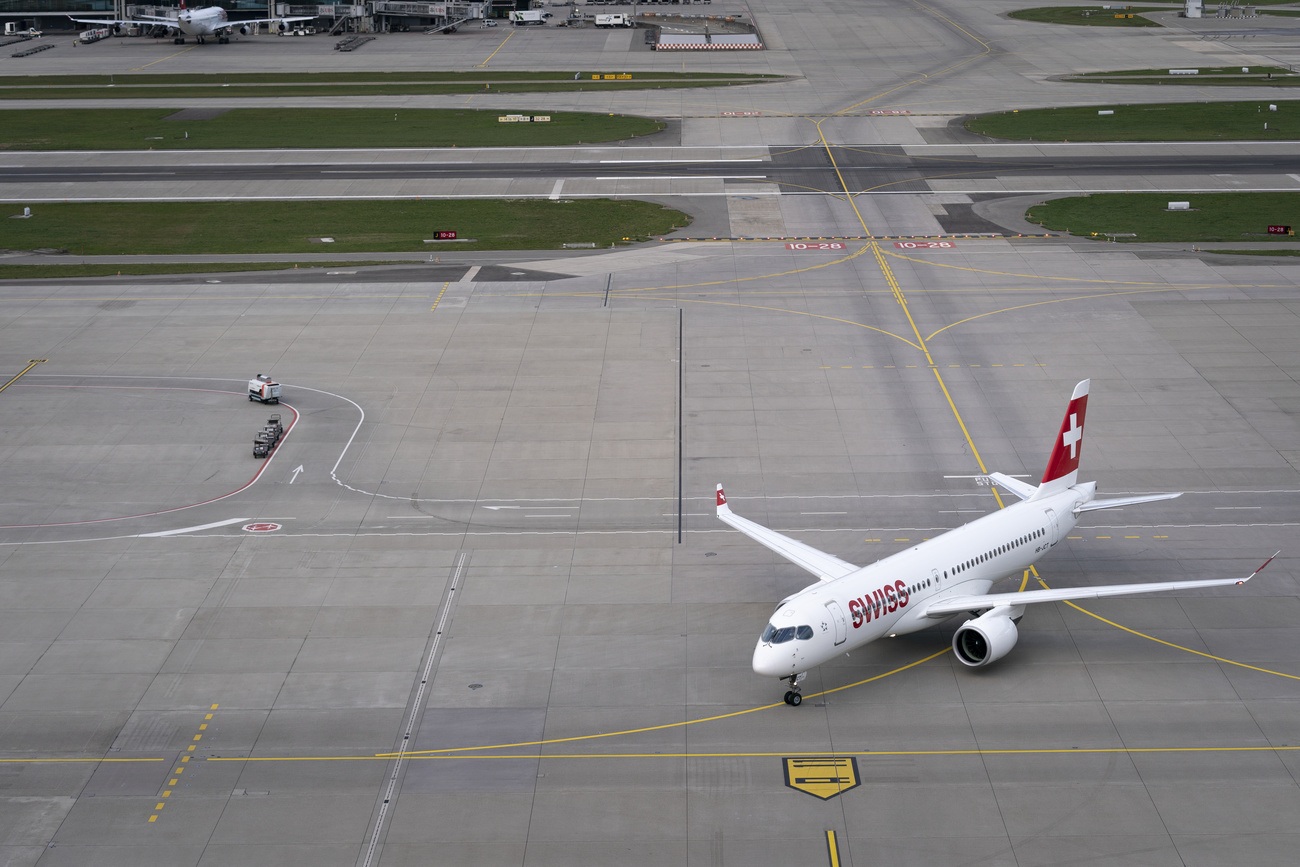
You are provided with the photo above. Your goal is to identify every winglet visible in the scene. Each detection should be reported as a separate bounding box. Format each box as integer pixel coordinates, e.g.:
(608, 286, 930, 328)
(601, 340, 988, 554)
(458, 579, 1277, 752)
(1238, 551, 1280, 585)
(716, 484, 731, 515)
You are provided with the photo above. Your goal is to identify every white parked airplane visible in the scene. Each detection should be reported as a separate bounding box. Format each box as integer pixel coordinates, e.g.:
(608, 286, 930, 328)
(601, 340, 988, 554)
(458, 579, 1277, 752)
(71, 0, 314, 44)
(717, 379, 1277, 706)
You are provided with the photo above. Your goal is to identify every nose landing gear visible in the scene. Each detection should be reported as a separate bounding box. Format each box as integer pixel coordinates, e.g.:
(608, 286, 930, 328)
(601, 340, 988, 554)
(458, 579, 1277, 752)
(781, 672, 807, 706)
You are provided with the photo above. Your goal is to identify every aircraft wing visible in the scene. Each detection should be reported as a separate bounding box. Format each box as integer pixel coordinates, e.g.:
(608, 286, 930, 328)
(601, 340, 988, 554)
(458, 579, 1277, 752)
(715, 485, 860, 584)
(225, 15, 317, 25)
(1075, 492, 1181, 513)
(69, 15, 175, 25)
(921, 552, 1277, 619)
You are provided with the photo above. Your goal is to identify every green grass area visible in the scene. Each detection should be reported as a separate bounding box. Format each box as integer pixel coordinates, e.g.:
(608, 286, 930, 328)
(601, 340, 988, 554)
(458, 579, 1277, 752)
(1066, 65, 1300, 85)
(1, 108, 664, 150)
(1025, 193, 1300, 242)
(1070, 65, 1294, 78)
(1007, 6, 1166, 26)
(0, 261, 397, 280)
(2, 200, 692, 254)
(1205, 248, 1300, 256)
(966, 101, 1300, 141)
(0, 70, 779, 100)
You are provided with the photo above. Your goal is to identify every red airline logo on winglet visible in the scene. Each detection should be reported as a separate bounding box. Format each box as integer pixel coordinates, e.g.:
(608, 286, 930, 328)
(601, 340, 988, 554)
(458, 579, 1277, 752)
(717, 488, 727, 507)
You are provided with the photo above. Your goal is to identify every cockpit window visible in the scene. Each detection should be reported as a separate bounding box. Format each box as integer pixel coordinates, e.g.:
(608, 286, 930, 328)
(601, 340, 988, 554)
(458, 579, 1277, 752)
(763, 623, 815, 643)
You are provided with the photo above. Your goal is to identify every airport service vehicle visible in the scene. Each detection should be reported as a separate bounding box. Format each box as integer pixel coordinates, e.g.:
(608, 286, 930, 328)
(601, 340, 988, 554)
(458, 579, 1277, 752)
(78, 27, 110, 43)
(595, 13, 633, 26)
(248, 374, 282, 404)
(509, 9, 552, 25)
(718, 379, 1277, 706)
(70, 0, 314, 45)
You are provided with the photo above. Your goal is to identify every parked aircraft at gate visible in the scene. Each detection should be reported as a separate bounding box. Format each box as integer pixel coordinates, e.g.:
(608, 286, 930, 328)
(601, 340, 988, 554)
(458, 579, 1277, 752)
(71, 0, 313, 44)
(718, 379, 1277, 706)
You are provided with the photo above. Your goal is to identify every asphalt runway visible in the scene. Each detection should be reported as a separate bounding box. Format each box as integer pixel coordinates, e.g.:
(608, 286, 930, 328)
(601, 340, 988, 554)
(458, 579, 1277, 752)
(5, 149, 1300, 187)
(2, 3, 1300, 867)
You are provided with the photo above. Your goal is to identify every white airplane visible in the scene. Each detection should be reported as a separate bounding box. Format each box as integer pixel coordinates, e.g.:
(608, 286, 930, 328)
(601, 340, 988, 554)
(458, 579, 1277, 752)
(71, 1, 314, 44)
(717, 379, 1277, 706)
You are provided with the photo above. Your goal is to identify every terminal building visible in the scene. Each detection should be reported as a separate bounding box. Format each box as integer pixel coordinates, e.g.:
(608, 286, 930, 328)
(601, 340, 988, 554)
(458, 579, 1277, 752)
(2, 1, 526, 36)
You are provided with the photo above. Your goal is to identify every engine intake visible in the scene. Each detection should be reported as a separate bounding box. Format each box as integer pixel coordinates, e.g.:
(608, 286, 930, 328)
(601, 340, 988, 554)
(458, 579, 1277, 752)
(952, 609, 1020, 667)
(239, 24, 252, 34)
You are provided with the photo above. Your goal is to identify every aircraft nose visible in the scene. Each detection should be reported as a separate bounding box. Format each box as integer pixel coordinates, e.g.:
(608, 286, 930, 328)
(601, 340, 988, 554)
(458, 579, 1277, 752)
(752, 641, 793, 677)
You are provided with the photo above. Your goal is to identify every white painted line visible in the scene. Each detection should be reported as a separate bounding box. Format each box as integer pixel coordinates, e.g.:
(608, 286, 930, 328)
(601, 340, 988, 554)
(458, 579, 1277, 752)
(939, 510, 984, 514)
(802, 511, 848, 515)
(548, 178, 564, 200)
(137, 517, 248, 537)
(482, 505, 571, 510)
(595, 175, 767, 180)
(459, 265, 480, 283)
(599, 158, 763, 163)
(526, 514, 572, 518)
(1215, 506, 1262, 510)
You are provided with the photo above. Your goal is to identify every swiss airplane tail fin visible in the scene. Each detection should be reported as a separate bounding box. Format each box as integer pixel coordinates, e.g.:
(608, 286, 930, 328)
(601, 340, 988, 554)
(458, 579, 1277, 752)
(1031, 379, 1089, 499)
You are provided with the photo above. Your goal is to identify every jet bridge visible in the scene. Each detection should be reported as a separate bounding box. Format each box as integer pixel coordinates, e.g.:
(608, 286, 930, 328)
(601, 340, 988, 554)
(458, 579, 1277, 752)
(372, 1, 490, 32)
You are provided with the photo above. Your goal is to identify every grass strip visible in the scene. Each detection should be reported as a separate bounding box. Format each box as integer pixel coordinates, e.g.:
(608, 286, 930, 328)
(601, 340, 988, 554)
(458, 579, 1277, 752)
(1007, 6, 1166, 26)
(1205, 249, 1300, 257)
(1069, 65, 1294, 78)
(1025, 192, 1300, 242)
(0, 81, 761, 100)
(0, 71, 774, 87)
(0, 71, 778, 102)
(0, 262, 399, 280)
(2, 199, 692, 254)
(966, 101, 1300, 141)
(2, 108, 663, 150)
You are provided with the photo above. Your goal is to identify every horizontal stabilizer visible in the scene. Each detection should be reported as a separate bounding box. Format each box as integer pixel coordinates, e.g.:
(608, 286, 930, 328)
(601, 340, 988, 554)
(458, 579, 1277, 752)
(1075, 492, 1181, 514)
(715, 485, 860, 584)
(984, 473, 1037, 501)
(922, 552, 1277, 619)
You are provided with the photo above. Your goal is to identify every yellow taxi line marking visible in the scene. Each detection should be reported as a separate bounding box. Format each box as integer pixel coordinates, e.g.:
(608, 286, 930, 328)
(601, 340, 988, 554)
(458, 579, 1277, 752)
(0, 359, 43, 395)
(129, 43, 200, 70)
(376, 649, 951, 758)
(203, 743, 1300, 762)
(827, 830, 842, 867)
(431, 282, 450, 311)
(477, 31, 514, 67)
(1029, 567, 1299, 679)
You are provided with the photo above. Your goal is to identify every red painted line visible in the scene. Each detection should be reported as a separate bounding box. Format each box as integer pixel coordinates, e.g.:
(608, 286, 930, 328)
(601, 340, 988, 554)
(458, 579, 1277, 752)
(0, 385, 298, 529)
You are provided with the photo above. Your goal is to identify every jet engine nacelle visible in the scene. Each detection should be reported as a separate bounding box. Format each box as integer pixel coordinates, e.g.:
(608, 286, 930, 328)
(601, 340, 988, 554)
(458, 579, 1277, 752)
(112, 23, 121, 33)
(952, 608, 1020, 667)
(275, 20, 288, 31)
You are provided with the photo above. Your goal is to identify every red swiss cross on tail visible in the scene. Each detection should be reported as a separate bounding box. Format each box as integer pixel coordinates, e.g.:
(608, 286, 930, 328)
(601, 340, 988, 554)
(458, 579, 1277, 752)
(1039, 379, 1089, 494)
(717, 485, 728, 508)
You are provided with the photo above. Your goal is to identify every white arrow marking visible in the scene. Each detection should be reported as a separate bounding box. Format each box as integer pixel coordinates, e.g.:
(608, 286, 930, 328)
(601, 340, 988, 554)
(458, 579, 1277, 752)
(290, 465, 304, 484)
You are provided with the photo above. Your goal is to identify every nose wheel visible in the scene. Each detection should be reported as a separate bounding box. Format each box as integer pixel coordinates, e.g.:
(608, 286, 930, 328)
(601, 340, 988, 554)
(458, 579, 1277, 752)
(781, 672, 807, 706)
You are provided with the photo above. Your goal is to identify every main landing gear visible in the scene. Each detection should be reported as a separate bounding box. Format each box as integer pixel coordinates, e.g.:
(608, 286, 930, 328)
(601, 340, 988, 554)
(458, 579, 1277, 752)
(782, 672, 807, 706)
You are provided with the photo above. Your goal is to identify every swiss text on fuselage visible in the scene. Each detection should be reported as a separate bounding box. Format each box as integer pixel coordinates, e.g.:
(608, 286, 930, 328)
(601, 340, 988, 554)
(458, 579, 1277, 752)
(848, 580, 909, 628)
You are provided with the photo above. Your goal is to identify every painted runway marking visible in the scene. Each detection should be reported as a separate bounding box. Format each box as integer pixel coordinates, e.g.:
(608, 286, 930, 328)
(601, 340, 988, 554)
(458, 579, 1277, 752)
(138, 518, 248, 537)
(361, 553, 466, 867)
